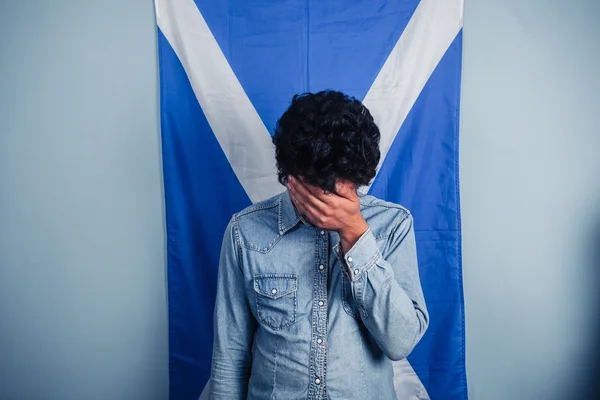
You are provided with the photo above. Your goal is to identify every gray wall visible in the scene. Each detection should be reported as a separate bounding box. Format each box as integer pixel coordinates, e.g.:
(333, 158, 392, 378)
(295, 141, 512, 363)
(1, 0, 599, 400)
(0, 1, 168, 399)
(461, 0, 600, 399)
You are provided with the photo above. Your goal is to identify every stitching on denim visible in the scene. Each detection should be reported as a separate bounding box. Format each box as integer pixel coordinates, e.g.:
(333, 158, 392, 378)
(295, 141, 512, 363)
(341, 267, 360, 319)
(355, 277, 368, 320)
(361, 199, 411, 214)
(270, 338, 279, 400)
(236, 198, 279, 218)
(232, 217, 242, 251)
(231, 219, 245, 281)
(254, 275, 297, 330)
(277, 192, 302, 236)
(255, 295, 297, 331)
(235, 198, 285, 252)
(277, 193, 284, 233)
(241, 234, 284, 253)
(307, 230, 321, 400)
(363, 252, 381, 270)
(254, 274, 297, 279)
(254, 275, 298, 299)
(318, 232, 329, 400)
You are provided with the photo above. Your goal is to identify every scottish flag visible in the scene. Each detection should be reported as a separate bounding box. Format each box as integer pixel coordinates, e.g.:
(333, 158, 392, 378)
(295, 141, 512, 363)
(155, 0, 466, 398)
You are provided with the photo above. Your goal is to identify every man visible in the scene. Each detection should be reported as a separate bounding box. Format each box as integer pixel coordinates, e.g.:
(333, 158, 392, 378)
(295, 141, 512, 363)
(209, 90, 428, 400)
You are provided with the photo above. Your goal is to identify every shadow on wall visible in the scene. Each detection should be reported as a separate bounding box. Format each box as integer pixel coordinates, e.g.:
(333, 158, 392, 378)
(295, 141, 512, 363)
(579, 218, 600, 400)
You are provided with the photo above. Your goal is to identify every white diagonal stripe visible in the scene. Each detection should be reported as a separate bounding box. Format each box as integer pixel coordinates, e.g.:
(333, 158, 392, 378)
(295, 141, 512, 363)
(156, 0, 283, 203)
(363, 0, 464, 192)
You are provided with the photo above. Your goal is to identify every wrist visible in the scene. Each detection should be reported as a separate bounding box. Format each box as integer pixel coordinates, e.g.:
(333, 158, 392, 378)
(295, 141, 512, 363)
(339, 218, 369, 252)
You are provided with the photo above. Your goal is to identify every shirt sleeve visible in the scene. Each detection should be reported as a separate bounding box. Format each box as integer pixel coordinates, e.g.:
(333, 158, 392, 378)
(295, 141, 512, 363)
(336, 212, 429, 361)
(209, 218, 257, 399)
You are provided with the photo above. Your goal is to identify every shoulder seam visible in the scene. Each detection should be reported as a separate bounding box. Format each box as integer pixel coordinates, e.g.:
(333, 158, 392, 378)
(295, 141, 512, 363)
(235, 198, 280, 218)
(387, 210, 413, 244)
(362, 200, 411, 214)
(229, 216, 243, 250)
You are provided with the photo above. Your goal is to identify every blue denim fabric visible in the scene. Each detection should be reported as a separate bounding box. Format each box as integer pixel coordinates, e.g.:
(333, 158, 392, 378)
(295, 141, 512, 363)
(209, 190, 428, 400)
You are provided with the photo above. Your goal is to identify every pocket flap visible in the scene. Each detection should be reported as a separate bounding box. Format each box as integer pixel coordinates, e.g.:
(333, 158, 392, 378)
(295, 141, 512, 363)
(254, 274, 297, 299)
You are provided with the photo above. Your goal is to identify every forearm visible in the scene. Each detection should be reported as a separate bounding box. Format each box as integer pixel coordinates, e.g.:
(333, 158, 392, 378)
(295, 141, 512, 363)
(350, 256, 427, 360)
(338, 218, 428, 361)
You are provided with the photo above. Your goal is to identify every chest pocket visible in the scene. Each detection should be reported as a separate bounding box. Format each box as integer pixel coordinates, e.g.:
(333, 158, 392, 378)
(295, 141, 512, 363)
(253, 274, 297, 330)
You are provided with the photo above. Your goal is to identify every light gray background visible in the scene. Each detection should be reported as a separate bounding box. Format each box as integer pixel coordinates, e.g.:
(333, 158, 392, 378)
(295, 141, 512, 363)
(460, 1, 600, 399)
(1, 0, 598, 399)
(0, 1, 168, 399)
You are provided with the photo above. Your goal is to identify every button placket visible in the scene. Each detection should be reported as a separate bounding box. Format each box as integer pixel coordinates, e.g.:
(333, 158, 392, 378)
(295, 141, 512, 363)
(309, 228, 329, 399)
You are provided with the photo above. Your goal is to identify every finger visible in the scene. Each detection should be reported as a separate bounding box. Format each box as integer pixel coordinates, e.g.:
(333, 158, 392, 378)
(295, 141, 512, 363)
(290, 190, 319, 221)
(289, 190, 306, 214)
(290, 195, 304, 215)
(298, 200, 322, 226)
(302, 181, 335, 204)
(289, 177, 328, 210)
(288, 181, 313, 212)
(334, 180, 359, 200)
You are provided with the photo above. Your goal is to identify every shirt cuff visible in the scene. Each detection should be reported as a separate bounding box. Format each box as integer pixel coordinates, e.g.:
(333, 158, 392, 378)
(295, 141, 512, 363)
(334, 228, 382, 282)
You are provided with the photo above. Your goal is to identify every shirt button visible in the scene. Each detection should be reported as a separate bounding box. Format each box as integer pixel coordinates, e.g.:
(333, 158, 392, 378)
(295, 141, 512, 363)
(317, 338, 323, 344)
(271, 288, 278, 294)
(318, 300, 324, 306)
(315, 378, 321, 385)
(347, 256, 353, 263)
(319, 264, 324, 270)
(320, 230, 325, 235)
(354, 269, 360, 275)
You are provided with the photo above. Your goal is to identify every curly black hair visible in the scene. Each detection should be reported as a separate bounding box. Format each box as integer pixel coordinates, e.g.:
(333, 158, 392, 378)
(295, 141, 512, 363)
(273, 90, 381, 193)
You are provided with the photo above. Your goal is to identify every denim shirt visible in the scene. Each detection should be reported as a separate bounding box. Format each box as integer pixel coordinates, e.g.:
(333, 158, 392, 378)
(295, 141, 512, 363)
(209, 190, 429, 400)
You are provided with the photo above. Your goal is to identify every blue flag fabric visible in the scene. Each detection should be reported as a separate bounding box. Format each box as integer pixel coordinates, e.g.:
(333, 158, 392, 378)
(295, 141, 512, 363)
(156, 0, 466, 399)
